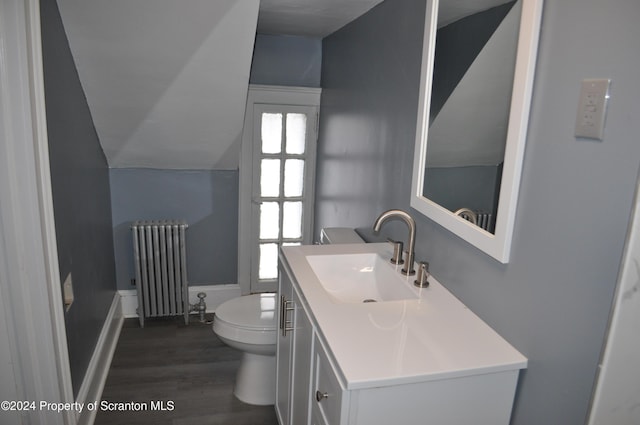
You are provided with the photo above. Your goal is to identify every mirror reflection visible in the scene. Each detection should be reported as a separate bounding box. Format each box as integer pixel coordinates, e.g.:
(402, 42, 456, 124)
(423, 0, 521, 234)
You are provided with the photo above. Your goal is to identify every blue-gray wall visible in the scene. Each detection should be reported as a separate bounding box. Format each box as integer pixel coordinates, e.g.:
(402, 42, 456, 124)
(250, 34, 322, 87)
(110, 169, 238, 290)
(317, 0, 422, 229)
(40, 0, 117, 396)
(315, 0, 640, 424)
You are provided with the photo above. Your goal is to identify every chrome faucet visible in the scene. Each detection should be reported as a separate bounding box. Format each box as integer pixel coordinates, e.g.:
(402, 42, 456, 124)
(373, 209, 416, 275)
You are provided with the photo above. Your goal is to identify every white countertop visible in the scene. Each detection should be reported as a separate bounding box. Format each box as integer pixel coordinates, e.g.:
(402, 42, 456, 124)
(280, 243, 527, 390)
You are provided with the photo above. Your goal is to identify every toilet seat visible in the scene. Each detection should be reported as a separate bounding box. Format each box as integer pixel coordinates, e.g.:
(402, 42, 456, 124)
(213, 293, 277, 345)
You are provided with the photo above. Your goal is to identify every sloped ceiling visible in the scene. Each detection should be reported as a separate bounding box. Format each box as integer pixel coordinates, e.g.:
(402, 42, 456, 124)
(57, 0, 260, 170)
(438, 0, 517, 27)
(56, 0, 385, 170)
(427, 0, 519, 167)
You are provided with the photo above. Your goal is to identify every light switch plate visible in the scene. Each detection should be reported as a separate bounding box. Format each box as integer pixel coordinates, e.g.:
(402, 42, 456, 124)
(575, 78, 611, 140)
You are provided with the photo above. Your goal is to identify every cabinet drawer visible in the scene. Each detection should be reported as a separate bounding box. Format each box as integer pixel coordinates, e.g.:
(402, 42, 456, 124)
(313, 336, 346, 425)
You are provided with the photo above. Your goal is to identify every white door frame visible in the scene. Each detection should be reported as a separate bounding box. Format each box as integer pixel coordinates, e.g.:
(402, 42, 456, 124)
(238, 85, 321, 295)
(0, 0, 74, 423)
(587, 168, 640, 425)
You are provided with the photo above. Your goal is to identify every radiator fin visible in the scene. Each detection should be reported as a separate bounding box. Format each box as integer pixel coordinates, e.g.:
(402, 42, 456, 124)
(476, 212, 493, 233)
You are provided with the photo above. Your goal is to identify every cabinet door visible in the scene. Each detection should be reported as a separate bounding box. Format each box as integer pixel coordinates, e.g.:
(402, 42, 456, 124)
(291, 287, 314, 425)
(275, 270, 294, 425)
(311, 403, 329, 425)
(312, 335, 348, 425)
(277, 266, 314, 425)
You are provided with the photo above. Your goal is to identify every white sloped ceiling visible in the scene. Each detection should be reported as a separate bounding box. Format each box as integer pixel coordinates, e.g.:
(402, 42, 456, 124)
(57, 0, 260, 170)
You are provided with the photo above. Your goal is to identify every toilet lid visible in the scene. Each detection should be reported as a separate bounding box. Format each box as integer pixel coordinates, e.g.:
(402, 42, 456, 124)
(215, 293, 277, 331)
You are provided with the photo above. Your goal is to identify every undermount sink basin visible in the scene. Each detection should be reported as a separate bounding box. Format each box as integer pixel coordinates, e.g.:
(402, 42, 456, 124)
(305, 253, 420, 304)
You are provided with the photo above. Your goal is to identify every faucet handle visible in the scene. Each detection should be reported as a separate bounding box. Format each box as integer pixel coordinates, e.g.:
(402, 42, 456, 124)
(414, 261, 430, 288)
(386, 238, 404, 265)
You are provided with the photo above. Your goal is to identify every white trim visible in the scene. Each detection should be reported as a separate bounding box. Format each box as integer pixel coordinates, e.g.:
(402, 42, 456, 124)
(410, 0, 544, 263)
(76, 294, 124, 425)
(118, 284, 243, 318)
(238, 85, 321, 295)
(25, 0, 76, 412)
(119, 290, 141, 319)
(587, 171, 640, 424)
(247, 84, 322, 99)
(0, 1, 74, 424)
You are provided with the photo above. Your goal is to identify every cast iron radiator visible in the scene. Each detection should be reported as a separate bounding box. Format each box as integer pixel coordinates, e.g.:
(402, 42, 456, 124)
(131, 220, 189, 327)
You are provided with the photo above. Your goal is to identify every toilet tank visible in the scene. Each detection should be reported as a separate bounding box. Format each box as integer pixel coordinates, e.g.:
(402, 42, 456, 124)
(319, 227, 364, 245)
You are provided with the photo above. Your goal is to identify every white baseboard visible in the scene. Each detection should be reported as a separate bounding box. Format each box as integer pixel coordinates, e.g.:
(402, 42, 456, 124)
(118, 289, 138, 318)
(76, 292, 124, 425)
(118, 284, 242, 318)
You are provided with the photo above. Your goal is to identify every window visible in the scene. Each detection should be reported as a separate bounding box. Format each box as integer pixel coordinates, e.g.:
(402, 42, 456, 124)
(238, 86, 321, 293)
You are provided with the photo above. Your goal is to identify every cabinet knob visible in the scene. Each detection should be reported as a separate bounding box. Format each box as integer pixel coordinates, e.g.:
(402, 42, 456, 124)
(315, 390, 329, 402)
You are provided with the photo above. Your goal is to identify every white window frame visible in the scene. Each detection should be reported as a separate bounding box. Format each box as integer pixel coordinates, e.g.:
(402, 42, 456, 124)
(238, 85, 321, 294)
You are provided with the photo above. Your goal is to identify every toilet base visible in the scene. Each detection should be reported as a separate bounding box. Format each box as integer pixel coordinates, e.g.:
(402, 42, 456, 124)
(234, 352, 276, 405)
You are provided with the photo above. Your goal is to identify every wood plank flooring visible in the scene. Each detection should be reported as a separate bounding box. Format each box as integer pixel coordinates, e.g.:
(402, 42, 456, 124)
(94, 316, 279, 425)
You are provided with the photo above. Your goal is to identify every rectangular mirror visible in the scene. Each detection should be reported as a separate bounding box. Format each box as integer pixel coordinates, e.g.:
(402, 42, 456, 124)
(411, 0, 543, 263)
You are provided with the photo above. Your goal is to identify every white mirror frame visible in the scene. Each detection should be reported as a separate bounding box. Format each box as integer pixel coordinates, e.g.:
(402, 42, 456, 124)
(411, 0, 544, 263)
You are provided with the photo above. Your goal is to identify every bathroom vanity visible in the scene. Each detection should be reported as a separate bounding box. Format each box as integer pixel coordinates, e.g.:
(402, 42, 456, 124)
(276, 243, 527, 425)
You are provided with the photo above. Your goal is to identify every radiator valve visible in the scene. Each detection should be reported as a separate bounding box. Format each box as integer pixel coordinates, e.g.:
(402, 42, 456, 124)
(190, 292, 207, 323)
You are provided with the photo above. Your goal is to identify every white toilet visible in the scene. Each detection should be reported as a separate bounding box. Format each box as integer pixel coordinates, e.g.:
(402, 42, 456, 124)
(212, 228, 363, 405)
(212, 293, 277, 405)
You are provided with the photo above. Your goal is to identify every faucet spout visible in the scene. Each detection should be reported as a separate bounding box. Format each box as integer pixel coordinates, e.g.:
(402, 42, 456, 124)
(373, 209, 416, 275)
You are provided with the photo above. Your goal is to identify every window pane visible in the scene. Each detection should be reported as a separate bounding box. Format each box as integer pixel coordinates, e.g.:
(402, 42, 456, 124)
(286, 113, 306, 154)
(259, 243, 278, 280)
(260, 159, 280, 197)
(284, 159, 305, 197)
(260, 202, 279, 240)
(283, 201, 302, 239)
(261, 113, 282, 154)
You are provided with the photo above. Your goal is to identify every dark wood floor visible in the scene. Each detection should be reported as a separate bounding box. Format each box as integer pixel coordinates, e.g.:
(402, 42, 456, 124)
(94, 316, 279, 425)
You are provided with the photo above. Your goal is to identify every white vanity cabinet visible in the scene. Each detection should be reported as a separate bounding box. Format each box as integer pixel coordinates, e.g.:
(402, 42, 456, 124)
(309, 332, 519, 425)
(276, 265, 314, 425)
(277, 243, 527, 425)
